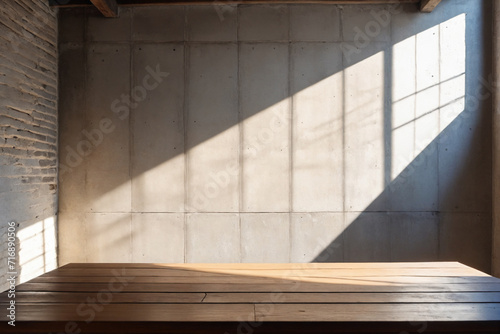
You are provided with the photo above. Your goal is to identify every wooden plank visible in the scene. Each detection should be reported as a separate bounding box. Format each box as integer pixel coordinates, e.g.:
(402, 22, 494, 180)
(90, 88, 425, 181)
(89, 0, 118, 17)
(55, 262, 489, 277)
(48, 267, 488, 277)
(32, 274, 500, 284)
(4, 262, 500, 326)
(9, 303, 500, 322)
(204, 292, 500, 304)
(0, 291, 205, 304)
(14, 303, 255, 322)
(16, 282, 500, 293)
(420, 0, 441, 12)
(4, 291, 499, 304)
(255, 303, 500, 322)
(44, 267, 490, 278)
(35, 275, 287, 284)
(61, 261, 465, 269)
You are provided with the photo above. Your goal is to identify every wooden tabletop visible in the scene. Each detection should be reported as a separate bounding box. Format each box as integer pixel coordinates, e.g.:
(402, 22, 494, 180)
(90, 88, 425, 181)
(1, 262, 500, 332)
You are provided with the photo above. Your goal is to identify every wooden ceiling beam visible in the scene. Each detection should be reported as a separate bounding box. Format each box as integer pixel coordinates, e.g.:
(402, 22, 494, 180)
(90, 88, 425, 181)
(51, 0, 447, 14)
(50, 0, 420, 8)
(50, 0, 443, 14)
(89, 0, 119, 17)
(420, 0, 441, 12)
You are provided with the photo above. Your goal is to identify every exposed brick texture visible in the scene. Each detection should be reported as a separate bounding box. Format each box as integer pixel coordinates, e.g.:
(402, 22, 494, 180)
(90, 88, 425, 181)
(0, 0, 58, 292)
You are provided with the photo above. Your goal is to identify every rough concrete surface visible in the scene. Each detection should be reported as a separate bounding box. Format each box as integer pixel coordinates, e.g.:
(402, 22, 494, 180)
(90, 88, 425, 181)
(57, 0, 493, 273)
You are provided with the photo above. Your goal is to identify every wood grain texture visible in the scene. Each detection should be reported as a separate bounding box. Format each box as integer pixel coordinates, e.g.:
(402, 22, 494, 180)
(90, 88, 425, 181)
(2, 262, 500, 332)
(255, 303, 500, 321)
(3, 291, 500, 304)
(89, 0, 118, 17)
(14, 303, 255, 322)
(15, 282, 500, 293)
(61, 261, 465, 269)
(32, 275, 500, 284)
(420, 0, 441, 12)
(204, 291, 500, 303)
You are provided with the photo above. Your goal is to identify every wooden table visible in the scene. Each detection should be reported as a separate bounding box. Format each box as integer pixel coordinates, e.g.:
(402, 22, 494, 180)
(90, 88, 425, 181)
(1, 262, 500, 333)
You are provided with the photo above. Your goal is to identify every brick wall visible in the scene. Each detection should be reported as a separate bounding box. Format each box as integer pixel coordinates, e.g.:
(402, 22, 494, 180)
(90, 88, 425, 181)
(0, 0, 58, 291)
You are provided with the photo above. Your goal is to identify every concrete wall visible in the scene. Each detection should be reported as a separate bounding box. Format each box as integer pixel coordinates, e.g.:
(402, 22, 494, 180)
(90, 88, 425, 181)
(0, 1, 58, 291)
(58, 0, 492, 272)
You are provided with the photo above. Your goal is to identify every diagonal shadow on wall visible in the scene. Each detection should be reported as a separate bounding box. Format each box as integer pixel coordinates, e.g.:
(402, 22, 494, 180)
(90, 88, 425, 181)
(312, 0, 492, 273)
(313, 106, 492, 272)
(56, 0, 492, 269)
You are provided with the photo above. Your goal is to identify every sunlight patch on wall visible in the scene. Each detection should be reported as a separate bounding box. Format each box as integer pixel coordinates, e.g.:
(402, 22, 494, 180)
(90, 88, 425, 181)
(242, 97, 291, 212)
(0, 216, 57, 291)
(439, 13, 466, 131)
(392, 34, 416, 180)
(293, 70, 344, 212)
(345, 50, 385, 211)
(391, 14, 466, 180)
(17, 216, 57, 281)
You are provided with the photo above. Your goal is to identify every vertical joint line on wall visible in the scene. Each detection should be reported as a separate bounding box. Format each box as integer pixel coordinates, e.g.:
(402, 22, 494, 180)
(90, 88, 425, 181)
(413, 29, 418, 165)
(436, 18, 442, 260)
(129, 8, 134, 261)
(183, 5, 189, 263)
(236, 4, 243, 262)
(384, 50, 392, 194)
(237, 4, 243, 215)
(288, 4, 293, 262)
(83, 6, 89, 263)
(383, 40, 393, 260)
(340, 5, 346, 262)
